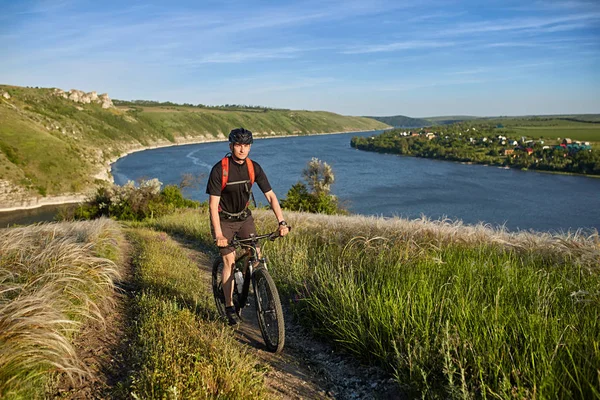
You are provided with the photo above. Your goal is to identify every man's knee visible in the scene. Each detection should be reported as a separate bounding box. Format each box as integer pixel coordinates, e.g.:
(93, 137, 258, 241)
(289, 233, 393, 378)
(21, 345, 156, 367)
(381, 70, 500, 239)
(222, 252, 235, 268)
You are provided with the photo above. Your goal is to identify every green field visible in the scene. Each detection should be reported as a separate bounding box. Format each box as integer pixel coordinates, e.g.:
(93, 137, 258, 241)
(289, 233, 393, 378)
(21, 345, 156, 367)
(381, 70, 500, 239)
(481, 117, 600, 143)
(511, 125, 600, 142)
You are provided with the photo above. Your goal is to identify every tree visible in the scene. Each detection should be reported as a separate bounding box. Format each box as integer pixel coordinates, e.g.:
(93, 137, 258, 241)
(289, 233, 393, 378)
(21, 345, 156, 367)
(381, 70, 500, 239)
(302, 157, 334, 196)
(281, 158, 345, 215)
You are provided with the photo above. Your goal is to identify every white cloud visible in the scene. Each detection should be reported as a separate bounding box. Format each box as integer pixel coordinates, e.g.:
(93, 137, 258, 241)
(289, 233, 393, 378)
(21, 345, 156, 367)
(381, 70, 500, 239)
(182, 47, 305, 65)
(341, 40, 455, 54)
(443, 12, 600, 36)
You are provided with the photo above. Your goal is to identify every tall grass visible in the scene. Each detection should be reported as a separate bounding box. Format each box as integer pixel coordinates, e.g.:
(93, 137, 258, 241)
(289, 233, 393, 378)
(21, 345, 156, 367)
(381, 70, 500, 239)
(0, 218, 123, 398)
(150, 209, 599, 398)
(123, 228, 271, 399)
(258, 212, 600, 399)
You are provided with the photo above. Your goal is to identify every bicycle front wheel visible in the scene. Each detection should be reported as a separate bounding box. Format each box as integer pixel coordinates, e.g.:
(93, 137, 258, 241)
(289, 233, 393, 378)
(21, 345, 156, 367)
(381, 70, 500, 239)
(253, 267, 285, 353)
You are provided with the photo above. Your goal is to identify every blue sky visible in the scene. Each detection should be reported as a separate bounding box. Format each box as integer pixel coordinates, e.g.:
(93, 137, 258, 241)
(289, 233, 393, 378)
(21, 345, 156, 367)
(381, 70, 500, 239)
(1, 0, 599, 117)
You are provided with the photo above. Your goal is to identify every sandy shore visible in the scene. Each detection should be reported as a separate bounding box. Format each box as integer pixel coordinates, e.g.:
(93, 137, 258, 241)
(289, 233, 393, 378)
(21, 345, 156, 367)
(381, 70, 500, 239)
(0, 128, 380, 213)
(0, 194, 89, 212)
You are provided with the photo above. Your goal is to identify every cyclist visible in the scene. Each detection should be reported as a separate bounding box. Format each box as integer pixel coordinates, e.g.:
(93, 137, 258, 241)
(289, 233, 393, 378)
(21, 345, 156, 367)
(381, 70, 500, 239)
(206, 127, 289, 325)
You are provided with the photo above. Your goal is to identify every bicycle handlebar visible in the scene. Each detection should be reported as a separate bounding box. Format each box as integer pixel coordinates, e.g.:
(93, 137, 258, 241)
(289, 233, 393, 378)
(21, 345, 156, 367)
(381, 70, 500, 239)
(229, 227, 292, 248)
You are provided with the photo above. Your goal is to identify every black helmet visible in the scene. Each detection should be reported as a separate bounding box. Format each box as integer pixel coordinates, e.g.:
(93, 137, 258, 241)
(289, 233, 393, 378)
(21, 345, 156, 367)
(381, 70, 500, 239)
(228, 127, 253, 144)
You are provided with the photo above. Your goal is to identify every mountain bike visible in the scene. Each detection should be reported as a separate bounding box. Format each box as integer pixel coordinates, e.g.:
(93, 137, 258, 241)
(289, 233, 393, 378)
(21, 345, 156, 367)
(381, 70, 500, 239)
(212, 231, 286, 353)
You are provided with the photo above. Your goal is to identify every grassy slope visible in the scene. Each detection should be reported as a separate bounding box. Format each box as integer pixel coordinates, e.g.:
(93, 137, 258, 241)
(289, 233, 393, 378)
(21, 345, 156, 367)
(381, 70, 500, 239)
(0, 84, 388, 199)
(2, 207, 598, 398)
(148, 208, 600, 399)
(364, 115, 432, 127)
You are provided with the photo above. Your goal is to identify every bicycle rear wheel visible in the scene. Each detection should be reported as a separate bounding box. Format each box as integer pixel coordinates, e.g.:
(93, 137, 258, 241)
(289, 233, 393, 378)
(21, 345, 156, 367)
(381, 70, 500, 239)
(211, 258, 227, 318)
(253, 267, 285, 353)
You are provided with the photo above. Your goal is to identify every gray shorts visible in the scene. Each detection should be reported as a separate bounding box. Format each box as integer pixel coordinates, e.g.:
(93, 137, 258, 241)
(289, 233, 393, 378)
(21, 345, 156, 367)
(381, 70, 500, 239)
(211, 215, 257, 256)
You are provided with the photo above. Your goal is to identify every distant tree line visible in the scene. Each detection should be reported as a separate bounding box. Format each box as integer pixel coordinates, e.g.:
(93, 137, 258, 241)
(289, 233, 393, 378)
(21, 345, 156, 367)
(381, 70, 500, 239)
(351, 127, 600, 176)
(112, 99, 289, 112)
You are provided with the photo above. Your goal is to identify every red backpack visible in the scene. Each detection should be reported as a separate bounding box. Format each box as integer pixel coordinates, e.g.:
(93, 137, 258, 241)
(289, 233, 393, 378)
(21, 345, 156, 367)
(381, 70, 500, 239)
(220, 156, 255, 191)
(219, 156, 257, 212)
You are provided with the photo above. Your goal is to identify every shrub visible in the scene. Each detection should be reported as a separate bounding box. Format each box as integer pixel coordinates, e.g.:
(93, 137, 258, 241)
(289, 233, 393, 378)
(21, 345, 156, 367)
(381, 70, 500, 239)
(281, 158, 346, 215)
(63, 179, 202, 221)
(160, 185, 199, 208)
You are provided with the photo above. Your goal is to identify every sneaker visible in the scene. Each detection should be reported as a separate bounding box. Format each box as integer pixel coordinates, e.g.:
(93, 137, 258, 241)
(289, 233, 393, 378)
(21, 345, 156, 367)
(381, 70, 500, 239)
(225, 306, 239, 326)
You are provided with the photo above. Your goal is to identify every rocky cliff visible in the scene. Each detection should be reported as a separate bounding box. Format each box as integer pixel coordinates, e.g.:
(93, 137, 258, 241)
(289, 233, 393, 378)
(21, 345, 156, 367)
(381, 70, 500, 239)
(52, 88, 114, 109)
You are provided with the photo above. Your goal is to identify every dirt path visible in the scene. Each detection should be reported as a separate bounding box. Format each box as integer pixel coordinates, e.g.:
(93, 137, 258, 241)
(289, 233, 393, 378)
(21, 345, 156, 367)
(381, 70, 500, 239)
(181, 237, 402, 400)
(52, 235, 402, 399)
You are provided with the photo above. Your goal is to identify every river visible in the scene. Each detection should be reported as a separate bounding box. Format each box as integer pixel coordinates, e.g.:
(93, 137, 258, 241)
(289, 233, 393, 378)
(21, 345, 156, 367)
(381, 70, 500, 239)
(109, 130, 600, 233)
(3, 131, 599, 232)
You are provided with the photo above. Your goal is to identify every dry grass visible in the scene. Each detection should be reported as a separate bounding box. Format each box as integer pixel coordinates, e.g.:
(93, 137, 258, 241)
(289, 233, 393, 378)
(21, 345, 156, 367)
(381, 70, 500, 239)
(251, 210, 599, 270)
(0, 218, 123, 397)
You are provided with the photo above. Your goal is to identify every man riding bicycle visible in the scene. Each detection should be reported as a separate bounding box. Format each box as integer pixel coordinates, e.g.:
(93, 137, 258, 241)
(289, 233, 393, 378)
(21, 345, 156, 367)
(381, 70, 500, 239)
(206, 127, 289, 325)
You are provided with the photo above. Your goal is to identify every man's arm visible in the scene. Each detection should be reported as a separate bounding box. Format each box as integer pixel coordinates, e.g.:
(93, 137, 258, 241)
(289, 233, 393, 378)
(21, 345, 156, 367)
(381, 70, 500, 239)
(209, 195, 228, 247)
(263, 190, 289, 236)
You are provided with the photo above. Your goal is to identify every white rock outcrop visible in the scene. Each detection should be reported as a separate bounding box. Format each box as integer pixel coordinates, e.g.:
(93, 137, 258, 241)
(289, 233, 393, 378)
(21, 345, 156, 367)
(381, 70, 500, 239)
(2, 91, 10, 99)
(53, 88, 114, 108)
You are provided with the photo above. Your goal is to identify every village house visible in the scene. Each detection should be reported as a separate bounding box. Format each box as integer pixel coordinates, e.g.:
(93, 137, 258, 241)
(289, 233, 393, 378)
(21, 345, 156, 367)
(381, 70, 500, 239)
(504, 149, 515, 156)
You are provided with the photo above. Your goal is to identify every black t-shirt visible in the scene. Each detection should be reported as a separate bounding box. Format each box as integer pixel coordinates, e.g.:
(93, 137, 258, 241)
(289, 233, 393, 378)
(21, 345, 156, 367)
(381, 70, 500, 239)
(206, 156, 272, 214)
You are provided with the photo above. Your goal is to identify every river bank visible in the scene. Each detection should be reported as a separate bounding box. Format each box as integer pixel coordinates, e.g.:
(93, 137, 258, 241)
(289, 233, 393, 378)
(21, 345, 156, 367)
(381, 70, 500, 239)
(0, 128, 383, 214)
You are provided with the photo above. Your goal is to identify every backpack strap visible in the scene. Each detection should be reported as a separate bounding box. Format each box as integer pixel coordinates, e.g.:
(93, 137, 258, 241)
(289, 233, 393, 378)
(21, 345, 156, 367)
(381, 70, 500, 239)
(221, 156, 254, 190)
(246, 158, 255, 186)
(221, 156, 229, 191)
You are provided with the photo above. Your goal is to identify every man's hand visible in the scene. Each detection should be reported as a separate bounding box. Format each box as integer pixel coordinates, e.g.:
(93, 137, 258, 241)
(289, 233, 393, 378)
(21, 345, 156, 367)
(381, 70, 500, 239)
(278, 224, 289, 237)
(215, 234, 228, 247)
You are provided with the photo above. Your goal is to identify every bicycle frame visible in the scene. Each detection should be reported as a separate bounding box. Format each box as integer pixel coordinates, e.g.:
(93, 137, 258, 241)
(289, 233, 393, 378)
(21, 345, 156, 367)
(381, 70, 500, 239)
(231, 232, 277, 310)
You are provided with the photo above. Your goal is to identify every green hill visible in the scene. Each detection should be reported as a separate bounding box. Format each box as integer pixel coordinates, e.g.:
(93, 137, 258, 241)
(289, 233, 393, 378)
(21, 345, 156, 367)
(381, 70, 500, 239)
(369, 113, 600, 130)
(366, 114, 487, 127)
(364, 115, 432, 127)
(0, 84, 388, 207)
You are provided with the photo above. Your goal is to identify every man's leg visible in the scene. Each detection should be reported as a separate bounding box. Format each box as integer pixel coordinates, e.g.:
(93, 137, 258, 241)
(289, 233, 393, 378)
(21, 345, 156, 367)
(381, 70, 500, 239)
(221, 251, 236, 307)
(237, 215, 259, 267)
(212, 218, 241, 325)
